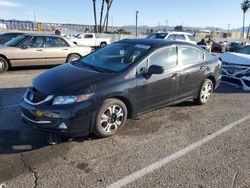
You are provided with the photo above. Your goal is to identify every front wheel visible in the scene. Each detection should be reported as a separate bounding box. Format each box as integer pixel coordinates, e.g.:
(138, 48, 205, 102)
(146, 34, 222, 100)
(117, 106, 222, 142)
(100, 42, 107, 48)
(94, 99, 127, 138)
(194, 79, 213, 105)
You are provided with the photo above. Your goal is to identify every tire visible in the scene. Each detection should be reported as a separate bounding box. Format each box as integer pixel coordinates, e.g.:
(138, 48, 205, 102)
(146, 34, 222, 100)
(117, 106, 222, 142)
(0, 57, 9, 74)
(66, 54, 80, 63)
(93, 98, 127, 138)
(194, 79, 214, 105)
(100, 42, 107, 48)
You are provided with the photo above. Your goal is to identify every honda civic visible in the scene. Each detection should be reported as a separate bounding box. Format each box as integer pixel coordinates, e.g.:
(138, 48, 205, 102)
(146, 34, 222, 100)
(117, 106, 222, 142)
(21, 39, 221, 138)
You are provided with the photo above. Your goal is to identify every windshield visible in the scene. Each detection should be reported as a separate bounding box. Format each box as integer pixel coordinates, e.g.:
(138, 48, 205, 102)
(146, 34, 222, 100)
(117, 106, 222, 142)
(5, 35, 27, 47)
(146, 33, 168, 39)
(78, 43, 151, 72)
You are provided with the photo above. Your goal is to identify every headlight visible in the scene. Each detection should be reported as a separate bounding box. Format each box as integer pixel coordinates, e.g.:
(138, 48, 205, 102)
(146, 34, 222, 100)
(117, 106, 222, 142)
(52, 93, 94, 105)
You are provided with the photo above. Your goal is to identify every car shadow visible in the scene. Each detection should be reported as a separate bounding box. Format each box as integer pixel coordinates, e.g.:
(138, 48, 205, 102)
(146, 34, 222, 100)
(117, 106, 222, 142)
(214, 83, 250, 94)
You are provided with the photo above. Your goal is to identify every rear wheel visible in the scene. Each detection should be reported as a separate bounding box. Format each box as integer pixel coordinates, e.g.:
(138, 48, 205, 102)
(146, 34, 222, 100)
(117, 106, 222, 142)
(66, 54, 80, 63)
(0, 57, 9, 74)
(100, 42, 107, 48)
(94, 99, 127, 138)
(194, 79, 213, 105)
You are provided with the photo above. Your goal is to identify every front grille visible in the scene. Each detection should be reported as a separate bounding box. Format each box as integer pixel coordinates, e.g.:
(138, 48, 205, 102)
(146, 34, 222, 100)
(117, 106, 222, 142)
(26, 87, 48, 103)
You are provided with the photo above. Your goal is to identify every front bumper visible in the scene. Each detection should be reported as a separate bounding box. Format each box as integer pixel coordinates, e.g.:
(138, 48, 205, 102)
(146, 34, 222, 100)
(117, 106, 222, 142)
(21, 100, 97, 137)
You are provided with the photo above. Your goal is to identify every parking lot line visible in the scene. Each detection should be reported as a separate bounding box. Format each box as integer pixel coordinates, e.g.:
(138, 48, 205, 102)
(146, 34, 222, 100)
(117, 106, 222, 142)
(107, 114, 250, 188)
(0, 74, 38, 79)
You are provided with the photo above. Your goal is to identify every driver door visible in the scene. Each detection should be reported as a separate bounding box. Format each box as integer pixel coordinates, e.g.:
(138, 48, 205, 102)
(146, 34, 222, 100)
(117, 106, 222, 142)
(136, 46, 180, 113)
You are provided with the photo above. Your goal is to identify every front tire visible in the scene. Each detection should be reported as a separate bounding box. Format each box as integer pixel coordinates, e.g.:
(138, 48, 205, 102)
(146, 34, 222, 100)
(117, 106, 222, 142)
(100, 42, 107, 48)
(194, 79, 213, 105)
(94, 99, 127, 138)
(0, 57, 9, 73)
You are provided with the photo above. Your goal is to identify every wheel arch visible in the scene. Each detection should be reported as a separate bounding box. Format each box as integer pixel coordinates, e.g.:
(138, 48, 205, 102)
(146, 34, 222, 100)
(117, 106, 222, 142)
(0, 54, 11, 67)
(206, 75, 216, 89)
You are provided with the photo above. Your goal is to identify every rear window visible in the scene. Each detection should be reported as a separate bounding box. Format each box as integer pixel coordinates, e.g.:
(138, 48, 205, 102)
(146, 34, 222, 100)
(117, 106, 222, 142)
(187, 35, 196, 42)
(146, 33, 168, 39)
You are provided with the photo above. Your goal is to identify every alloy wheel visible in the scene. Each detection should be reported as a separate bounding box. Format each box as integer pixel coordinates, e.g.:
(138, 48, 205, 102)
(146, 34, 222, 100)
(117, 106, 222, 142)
(200, 82, 212, 103)
(100, 105, 124, 133)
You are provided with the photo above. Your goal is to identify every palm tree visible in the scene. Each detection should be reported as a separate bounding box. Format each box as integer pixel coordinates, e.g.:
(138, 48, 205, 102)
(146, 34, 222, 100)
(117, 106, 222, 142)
(241, 0, 250, 39)
(102, 0, 113, 32)
(92, 0, 98, 33)
(99, 0, 105, 33)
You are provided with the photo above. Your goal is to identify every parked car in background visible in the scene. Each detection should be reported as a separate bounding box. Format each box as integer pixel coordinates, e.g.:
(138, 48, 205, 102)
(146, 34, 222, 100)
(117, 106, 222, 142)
(212, 42, 222, 52)
(0, 33, 92, 73)
(0, 32, 24, 45)
(220, 49, 250, 91)
(146, 32, 197, 45)
(67, 33, 111, 48)
(21, 39, 221, 140)
(226, 42, 241, 52)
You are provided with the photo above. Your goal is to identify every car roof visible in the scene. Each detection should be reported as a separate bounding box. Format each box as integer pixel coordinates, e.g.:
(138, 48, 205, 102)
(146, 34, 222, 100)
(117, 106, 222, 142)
(152, 31, 193, 35)
(119, 38, 197, 49)
(22, 33, 64, 38)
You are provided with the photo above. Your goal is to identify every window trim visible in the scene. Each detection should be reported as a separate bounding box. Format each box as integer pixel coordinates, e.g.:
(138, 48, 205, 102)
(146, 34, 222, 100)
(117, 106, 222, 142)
(19, 36, 45, 49)
(177, 45, 205, 66)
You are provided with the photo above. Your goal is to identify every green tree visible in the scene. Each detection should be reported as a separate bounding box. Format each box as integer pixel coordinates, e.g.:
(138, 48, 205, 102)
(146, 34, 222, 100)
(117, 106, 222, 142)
(241, 0, 250, 39)
(174, 25, 184, 31)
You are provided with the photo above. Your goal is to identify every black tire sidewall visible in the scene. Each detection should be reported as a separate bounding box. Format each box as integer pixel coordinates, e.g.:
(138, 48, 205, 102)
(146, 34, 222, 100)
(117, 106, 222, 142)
(94, 99, 127, 138)
(100, 42, 107, 48)
(0, 57, 8, 73)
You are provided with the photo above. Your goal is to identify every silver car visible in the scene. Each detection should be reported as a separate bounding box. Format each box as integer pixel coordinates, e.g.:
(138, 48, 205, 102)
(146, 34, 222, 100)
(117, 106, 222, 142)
(0, 33, 92, 73)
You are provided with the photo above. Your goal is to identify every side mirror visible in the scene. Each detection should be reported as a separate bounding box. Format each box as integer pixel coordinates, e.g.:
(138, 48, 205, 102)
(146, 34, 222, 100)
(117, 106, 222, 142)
(147, 65, 164, 75)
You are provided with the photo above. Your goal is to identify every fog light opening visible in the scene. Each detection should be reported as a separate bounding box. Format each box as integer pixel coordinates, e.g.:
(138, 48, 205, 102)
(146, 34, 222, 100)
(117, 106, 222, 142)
(58, 123, 68, 130)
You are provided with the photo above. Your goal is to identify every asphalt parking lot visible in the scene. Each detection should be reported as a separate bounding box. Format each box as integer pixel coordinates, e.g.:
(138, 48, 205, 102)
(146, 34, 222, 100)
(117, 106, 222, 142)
(0, 66, 250, 188)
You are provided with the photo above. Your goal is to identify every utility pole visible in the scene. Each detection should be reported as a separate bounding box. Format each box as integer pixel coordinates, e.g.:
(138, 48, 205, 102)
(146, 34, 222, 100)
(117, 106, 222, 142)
(136, 11, 139, 37)
(166, 19, 168, 31)
(33, 11, 37, 31)
(227, 24, 230, 39)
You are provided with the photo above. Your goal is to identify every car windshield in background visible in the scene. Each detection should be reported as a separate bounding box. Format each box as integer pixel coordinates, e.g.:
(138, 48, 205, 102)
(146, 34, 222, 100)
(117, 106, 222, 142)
(187, 35, 196, 42)
(78, 43, 151, 72)
(5, 35, 27, 47)
(237, 46, 250, 54)
(146, 33, 168, 39)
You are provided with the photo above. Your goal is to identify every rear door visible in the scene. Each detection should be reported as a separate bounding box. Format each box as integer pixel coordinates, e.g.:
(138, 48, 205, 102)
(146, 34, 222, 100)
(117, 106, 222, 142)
(11, 36, 45, 66)
(44, 36, 70, 65)
(136, 46, 180, 113)
(176, 45, 206, 100)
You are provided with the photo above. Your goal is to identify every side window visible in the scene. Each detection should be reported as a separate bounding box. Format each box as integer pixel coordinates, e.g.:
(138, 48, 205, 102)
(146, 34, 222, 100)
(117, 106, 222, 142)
(21, 36, 44, 48)
(187, 35, 196, 42)
(167, 34, 176, 41)
(176, 35, 186, 41)
(137, 59, 148, 75)
(85, 34, 94, 39)
(149, 47, 177, 69)
(45, 37, 69, 47)
(179, 46, 204, 65)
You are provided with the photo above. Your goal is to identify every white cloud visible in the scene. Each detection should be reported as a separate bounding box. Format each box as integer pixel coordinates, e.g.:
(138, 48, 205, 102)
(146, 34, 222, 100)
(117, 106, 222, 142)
(0, 0, 20, 7)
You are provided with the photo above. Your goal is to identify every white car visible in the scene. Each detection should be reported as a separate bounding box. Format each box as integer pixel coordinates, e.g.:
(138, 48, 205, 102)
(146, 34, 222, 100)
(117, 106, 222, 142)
(220, 48, 250, 91)
(146, 32, 197, 45)
(68, 33, 111, 48)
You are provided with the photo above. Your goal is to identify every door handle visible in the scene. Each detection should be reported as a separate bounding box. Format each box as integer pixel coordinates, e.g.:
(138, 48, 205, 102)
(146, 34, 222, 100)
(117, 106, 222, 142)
(36, 49, 43, 51)
(63, 48, 69, 50)
(200, 65, 207, 70)
(171, 73, 180, 79)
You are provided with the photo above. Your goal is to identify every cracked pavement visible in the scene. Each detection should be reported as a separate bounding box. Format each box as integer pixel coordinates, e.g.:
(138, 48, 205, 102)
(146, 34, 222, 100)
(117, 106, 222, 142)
(0, 67, 249, 188)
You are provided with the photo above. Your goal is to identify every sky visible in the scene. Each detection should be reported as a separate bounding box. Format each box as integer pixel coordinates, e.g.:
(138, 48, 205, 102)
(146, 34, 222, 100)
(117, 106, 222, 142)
(0, 0, 248, 29)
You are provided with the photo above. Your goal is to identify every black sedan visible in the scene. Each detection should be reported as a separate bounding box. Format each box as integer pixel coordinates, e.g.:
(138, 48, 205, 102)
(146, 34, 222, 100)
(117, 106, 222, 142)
(21, 39, 221, 139)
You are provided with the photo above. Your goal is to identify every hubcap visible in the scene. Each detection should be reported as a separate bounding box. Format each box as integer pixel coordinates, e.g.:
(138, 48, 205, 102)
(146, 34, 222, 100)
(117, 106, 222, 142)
(100, 105, 124, 133)
(200, 82, 212, 103)
(0, 61, 5, 71)
(70, 57, 79, 62)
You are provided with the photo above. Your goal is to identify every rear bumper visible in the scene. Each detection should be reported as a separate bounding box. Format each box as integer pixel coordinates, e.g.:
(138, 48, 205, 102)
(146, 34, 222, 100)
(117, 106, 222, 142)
(20, 100, 96, 137)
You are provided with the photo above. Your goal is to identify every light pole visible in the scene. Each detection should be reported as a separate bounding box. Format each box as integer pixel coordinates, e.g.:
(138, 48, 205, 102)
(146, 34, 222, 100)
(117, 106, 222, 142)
(136, 11, 139, 37)
(227, 24, 230, 40)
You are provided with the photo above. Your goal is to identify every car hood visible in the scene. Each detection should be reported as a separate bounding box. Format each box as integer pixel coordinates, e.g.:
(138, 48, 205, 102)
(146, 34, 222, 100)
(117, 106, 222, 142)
(32, 63, 111, 95)
(221, 52, 250, 66)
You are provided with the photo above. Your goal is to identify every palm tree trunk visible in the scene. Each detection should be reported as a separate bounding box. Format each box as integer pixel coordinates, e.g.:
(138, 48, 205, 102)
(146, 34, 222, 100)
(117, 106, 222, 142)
(103, 0, 113, 32)
(99, 0, 105, 33)
(92, 0, 98, 33)
(243, 12, 246, 39)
